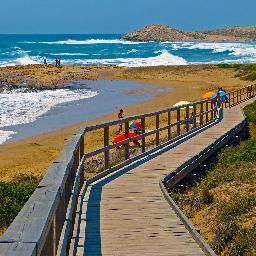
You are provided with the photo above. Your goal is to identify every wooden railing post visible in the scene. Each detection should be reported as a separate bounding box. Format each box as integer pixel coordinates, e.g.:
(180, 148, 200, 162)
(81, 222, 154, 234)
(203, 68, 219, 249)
(79, 135, 85, 186)
(210, 101, 214, 119)
(125, 121, 130, 159)
(80, 135, 84, 161)
(185, 105, 190, 132)
(167, 111, 171, 141)
(205, 101, 209, 123)
(193, 104, 197, 129)
(200, 102, 204, 126)
(156, 113, 160, 146)
(141, 117, 146, 153)
(104, 126, 110, 169)
(177, 108, 181, 136)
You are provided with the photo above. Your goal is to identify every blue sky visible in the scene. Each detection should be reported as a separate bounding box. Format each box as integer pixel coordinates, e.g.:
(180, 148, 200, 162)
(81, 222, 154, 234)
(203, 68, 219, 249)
(1, 0, 255, 34)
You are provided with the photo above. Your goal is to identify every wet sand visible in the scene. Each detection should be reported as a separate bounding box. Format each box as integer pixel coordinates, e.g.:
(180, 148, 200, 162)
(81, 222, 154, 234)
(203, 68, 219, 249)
(0, 65, 248, 181)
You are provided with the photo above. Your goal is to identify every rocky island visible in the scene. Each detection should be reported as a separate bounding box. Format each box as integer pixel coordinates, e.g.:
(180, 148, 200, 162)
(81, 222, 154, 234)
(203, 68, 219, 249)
(122, 24, 256, 42)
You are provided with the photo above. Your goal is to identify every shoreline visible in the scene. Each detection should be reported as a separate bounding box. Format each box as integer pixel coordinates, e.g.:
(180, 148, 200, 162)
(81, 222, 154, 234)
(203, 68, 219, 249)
(0, 65, 248, 181)
(2, 79, 164, 144)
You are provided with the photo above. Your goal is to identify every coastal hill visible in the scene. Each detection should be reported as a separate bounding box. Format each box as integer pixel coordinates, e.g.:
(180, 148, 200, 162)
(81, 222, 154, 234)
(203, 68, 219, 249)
(122, 24, 256, 42)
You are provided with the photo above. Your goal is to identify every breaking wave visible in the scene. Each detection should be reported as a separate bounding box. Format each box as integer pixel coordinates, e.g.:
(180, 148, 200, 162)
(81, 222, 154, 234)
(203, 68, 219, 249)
(21, 39, 145, 45)
(0, 49, 41, 67)
(48, 52, 89, 56)
(68, 50, 188, 67)
(177, 42, 256, 57)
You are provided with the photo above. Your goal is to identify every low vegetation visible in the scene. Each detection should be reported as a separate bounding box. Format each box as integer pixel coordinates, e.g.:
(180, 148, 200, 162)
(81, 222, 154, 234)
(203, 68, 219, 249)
(0, 176, 40, 235)
(172, 101, 256, 256)
(218, 64, 256, 81)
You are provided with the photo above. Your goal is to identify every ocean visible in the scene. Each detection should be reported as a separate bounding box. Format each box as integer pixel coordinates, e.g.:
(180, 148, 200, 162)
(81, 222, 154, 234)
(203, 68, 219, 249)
(0, 34, 256, 67)
(1, 34, 256, 144)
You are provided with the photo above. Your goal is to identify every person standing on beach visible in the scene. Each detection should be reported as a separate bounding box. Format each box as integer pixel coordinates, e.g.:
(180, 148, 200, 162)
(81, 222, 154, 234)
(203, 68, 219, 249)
(58, 58, 61, 67)
(55, 58, 58, 67)
(118, 109, 124, 133)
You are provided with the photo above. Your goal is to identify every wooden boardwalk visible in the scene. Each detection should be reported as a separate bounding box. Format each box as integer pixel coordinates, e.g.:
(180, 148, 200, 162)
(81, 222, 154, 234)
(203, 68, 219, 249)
(71, 100, 254, 256)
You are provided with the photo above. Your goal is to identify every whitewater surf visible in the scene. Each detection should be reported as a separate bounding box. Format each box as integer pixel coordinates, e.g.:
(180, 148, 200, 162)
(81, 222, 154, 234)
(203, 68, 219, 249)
(0, 34, 256, 67)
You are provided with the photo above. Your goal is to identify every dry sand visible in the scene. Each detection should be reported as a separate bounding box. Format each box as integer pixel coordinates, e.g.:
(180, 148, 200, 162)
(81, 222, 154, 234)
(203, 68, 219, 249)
(0, 65, 248, 181)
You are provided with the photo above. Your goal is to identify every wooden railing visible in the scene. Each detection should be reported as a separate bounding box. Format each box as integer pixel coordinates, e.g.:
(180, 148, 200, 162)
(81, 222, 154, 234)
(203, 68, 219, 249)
(0, 84, 255, 256)
(225, 83, 255, 108)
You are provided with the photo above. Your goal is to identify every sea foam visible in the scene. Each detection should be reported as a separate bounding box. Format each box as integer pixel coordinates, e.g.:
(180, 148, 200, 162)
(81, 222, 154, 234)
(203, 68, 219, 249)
(0, 88, 98, 143)
(0, 52, 41, 67)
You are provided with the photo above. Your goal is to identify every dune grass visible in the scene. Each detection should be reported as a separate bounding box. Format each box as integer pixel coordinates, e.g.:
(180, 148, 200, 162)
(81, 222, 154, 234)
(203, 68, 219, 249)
(172, 101, 256, 256)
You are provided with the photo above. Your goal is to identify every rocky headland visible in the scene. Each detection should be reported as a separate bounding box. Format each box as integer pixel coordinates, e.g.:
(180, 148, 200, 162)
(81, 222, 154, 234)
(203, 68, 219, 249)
(122, 24, 256, 42)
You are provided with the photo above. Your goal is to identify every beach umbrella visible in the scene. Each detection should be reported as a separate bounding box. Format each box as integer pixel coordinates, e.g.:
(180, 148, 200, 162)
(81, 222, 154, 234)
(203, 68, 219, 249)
(173, 101, 193, 109)
(113, 132, 139, 144)
(129, 121, 142, 129)
(203, 91, 215, 99)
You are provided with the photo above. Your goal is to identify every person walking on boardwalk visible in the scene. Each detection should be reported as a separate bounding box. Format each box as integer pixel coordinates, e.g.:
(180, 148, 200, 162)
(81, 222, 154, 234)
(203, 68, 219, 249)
(117, 109, 124, 133)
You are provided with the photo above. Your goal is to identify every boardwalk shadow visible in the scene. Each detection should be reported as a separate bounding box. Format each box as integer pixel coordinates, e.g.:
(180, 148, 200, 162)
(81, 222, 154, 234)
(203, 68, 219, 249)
(83, 160, 149, 256)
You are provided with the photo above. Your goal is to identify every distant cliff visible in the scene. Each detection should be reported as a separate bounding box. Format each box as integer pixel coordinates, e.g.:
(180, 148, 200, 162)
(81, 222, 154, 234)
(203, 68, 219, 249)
(122, 24, 256, 42)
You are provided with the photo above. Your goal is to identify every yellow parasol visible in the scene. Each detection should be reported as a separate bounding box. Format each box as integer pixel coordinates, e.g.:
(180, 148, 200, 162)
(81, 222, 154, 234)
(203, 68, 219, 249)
(203, 91, 215, 99)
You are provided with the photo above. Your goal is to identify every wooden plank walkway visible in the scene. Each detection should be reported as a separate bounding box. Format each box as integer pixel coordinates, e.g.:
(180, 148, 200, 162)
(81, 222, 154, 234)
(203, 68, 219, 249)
(72, 99, 254, 256)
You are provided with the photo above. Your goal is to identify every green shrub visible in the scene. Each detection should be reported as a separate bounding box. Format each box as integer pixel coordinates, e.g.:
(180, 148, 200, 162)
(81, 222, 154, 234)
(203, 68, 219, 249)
(244, 102, 256, 124)
(0, 176, 40, 230)
(220, 138, 256, 164)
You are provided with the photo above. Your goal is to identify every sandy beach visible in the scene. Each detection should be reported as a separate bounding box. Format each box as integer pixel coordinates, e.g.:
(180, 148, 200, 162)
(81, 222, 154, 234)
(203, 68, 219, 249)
(0, 64, 248, 181)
